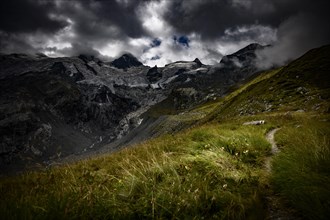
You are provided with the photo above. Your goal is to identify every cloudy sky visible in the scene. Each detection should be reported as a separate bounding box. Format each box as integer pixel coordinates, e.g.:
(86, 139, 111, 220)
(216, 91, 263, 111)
(1, 0, 329, 67)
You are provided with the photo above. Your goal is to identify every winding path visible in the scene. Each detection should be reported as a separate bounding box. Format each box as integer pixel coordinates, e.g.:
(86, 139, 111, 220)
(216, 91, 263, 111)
(265, 128, 281, 172)
(264, 128, 300, 220)
(266, 128, 281, 155)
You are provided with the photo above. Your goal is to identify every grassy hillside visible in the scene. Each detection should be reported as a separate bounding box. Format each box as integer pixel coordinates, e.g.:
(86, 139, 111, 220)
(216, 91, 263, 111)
(0, 45, 329, 219)
(1, 122, 273, 219)
(206, 45, 330, 122)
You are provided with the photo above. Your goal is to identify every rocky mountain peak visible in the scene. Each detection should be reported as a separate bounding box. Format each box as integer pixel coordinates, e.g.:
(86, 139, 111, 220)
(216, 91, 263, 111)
(193, 58, 203, 66)
(237, 43, 263, 54)
(219, 43, 266, 68)
(111, 53, 143, 69)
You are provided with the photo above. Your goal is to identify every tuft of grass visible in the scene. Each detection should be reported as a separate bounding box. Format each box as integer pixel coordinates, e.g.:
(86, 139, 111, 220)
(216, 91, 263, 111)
(272, 117, 330, 220)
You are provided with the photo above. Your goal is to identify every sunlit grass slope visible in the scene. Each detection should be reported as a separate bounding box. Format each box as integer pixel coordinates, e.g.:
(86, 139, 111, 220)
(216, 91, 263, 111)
(1, 122, 272, 219)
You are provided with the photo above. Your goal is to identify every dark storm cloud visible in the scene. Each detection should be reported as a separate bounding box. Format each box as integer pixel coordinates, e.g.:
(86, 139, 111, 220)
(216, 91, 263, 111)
(0, 32, 38, 54)
(161, 0, 330, 67)
(0, 0, 67, 34)
(247, 0, 330, 69)
(0, 0, 67, 55)
(43, 0, 155, 57)
(0, 0, 147, 38)
(163, 0, 329, 39)
(163, 0, 268, 39)
(57, 0, 148, 40)
(0, 0, 152, 56)
(256, 7, 330, 69)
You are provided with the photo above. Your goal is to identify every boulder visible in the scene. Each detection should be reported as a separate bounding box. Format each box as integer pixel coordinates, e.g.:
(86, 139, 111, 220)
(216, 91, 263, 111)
(243, 120, 265, 125)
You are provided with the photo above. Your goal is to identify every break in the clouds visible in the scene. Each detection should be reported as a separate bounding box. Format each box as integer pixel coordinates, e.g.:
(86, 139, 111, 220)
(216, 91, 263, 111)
(0, 0, 329, 67)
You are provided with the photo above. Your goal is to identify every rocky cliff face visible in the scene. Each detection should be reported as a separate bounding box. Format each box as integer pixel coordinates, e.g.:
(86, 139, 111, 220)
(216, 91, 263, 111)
(0, 43, 266, 174)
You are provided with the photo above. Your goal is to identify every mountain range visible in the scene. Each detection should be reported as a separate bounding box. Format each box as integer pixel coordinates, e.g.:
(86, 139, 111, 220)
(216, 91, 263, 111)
(0, 43, 269, 174)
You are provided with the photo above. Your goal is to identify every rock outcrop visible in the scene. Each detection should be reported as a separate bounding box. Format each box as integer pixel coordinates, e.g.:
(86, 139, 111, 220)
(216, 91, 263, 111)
(146, 66, 162, 83)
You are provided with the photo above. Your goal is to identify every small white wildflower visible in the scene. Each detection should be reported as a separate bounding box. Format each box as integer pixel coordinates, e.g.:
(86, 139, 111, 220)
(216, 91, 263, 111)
(223, 184, 227, 189)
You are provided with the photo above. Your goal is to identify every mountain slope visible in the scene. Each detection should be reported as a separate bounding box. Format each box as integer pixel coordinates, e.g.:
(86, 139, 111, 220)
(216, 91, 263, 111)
(0, 45, 329, 219)
(206, 44, 330, 121)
